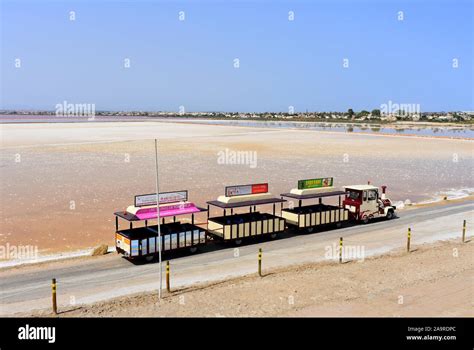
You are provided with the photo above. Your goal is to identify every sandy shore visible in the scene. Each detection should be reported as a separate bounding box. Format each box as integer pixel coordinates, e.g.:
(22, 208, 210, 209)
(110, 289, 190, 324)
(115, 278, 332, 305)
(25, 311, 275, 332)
(23, 239, 472, 317)
(1, 121, 473, 255)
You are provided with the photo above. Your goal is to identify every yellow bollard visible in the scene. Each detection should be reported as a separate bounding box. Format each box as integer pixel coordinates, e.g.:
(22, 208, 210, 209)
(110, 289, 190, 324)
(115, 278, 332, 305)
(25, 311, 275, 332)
(258, 248, 262, 277)
(462, 220, 466, 243)
(51, 278, 57, 315)
(166, 261, 170, 292)
(407, 228, 411, 253)
(339, 237, 343, 263)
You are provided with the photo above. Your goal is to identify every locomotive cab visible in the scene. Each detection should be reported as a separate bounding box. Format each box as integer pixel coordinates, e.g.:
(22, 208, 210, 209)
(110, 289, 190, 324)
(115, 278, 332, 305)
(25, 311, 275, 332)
(343, 185, 396, 224)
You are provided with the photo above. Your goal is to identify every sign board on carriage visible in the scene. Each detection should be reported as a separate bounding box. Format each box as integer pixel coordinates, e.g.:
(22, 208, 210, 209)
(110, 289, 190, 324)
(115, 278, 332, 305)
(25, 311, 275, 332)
(297, 177, 333, 190)
(134, 190, 188, 207)
(225, 183, 268, 197)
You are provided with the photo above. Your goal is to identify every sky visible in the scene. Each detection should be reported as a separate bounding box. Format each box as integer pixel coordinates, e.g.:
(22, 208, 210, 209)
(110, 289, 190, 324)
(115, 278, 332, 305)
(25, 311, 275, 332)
(1, 0, 473, 112)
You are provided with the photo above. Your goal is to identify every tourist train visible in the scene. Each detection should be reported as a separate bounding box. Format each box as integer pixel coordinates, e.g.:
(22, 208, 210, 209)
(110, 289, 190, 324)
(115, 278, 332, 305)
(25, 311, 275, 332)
(114, 177, 396, 262)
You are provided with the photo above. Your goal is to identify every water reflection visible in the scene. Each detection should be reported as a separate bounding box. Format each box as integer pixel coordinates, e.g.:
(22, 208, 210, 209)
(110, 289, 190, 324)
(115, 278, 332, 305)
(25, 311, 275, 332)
(188, 120, 473, 139)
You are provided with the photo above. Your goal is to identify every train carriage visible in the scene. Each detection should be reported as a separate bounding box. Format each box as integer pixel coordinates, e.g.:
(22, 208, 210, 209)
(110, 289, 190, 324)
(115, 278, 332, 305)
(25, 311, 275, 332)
(114, 190, 207, 261)
(280, 177, 349, 232)
(206, 183, 286, 245)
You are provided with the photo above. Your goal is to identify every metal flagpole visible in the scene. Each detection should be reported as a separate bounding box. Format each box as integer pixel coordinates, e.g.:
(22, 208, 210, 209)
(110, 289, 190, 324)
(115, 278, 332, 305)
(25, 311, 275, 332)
(154, 139, 163, 299)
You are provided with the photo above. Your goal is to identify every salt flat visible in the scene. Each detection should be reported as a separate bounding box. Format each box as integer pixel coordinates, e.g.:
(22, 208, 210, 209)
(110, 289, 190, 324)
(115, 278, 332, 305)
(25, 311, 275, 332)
(0, 121, 472, 254)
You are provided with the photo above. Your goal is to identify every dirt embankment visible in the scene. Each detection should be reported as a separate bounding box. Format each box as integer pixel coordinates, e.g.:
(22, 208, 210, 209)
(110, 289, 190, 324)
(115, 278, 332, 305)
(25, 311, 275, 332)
(28, 239, 473, 317)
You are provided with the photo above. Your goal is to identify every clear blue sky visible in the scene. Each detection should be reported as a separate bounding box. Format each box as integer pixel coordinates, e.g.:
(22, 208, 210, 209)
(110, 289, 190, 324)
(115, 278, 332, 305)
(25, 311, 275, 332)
(1, 0, 472, 112)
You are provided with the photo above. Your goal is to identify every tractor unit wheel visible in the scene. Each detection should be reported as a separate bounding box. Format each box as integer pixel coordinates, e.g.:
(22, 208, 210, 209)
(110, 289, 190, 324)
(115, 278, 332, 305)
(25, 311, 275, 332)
(362, 216, 370, 224)
(386, 210, 394, 220)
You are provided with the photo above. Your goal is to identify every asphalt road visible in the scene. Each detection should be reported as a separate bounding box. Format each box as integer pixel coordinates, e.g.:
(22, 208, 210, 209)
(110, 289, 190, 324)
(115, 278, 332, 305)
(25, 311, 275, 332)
(1, 201, 472, 316)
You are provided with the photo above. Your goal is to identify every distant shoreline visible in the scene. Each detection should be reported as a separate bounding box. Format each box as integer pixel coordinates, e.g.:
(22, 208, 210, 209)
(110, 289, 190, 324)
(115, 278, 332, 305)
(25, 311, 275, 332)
(2, 114, 472, 140)
(0, 114, 473, 127)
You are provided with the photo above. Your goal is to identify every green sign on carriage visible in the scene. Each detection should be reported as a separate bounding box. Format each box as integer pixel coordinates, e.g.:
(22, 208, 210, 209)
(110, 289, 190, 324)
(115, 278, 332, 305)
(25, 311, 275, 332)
(297, 177, 333, 190)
